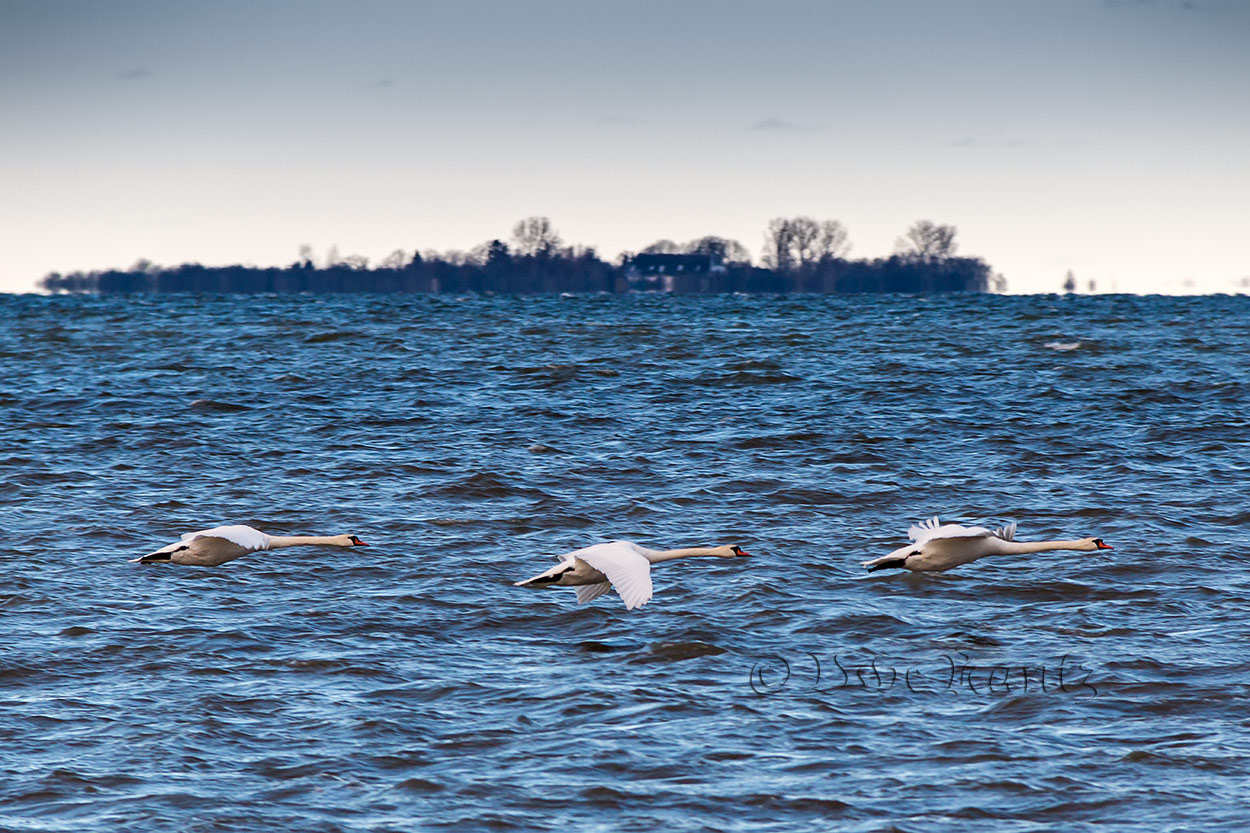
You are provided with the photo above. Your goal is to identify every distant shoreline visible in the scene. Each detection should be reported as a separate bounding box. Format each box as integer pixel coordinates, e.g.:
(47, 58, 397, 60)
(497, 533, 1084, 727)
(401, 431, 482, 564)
(39, 253, 997, 295)
(39, 216, 1008, 295)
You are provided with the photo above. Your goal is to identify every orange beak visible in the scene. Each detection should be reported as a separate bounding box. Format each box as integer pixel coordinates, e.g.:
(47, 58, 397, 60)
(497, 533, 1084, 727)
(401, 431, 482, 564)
(1096, 541, 1113, 550)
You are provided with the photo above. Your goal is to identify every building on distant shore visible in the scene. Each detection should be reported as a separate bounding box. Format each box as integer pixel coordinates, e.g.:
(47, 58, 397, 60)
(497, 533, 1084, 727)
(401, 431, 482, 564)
(625, 253, 726, 292)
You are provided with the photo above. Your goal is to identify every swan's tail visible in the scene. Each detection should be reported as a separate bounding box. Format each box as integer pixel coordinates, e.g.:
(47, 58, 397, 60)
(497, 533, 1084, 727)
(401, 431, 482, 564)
(130, 540, 186, 563)
(861, 545, 916, 572)
(514, 560, 573, 587)
(862, 556, 909, 572)
(130, 552, 173, 563)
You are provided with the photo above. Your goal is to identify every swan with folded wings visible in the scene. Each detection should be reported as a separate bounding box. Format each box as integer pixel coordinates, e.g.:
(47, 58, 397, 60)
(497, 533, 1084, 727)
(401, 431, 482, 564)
(132, 524, 368, 567)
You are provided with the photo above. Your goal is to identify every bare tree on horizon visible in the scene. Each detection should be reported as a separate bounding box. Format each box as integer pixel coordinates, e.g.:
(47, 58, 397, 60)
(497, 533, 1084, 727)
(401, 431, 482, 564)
(687, 235, 751, 264)
(896, 220, 957, 261)
(762, 218, 796, 271)
(511, 217, 563, 257)
(762, 217, 850, 270)
(640, 239, 683, 254)
(638, 235, 752, 263)
(380, 249, 408, 270)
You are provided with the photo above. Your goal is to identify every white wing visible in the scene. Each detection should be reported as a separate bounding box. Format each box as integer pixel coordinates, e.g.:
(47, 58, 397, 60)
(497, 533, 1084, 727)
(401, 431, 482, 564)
(575, 583, 613, 605)
(569, 542, 653, 611)
(181, 525, 269, 552)
(908, 516, 992, 545)
(993, 522, 1017, 541)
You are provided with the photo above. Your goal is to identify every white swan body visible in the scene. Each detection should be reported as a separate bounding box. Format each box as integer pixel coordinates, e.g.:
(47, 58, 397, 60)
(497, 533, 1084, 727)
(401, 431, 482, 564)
(862, 517, 1112, 573)
(133, 524, 368, 566)
(514, 540, 750, 610)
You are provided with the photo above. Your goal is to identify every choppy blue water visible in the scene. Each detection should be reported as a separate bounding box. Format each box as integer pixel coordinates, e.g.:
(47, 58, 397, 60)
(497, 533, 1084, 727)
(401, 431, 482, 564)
(3, 292, 1250, 831)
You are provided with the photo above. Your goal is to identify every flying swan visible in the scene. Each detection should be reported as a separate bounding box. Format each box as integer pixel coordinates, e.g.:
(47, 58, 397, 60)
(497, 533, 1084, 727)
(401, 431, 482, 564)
(132, 524, 368, 566)
(861, 517, 1112, 573)
(514, 541, 751, 610)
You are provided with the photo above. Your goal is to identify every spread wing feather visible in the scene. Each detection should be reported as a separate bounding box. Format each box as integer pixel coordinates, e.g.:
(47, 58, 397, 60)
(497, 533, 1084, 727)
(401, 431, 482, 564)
(571, 542, 654, 611)
(908, 517, 992, 546)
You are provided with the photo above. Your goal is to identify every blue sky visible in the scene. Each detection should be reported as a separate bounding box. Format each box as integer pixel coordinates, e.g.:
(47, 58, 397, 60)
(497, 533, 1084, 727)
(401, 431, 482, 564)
(2, 0, 1247, 293)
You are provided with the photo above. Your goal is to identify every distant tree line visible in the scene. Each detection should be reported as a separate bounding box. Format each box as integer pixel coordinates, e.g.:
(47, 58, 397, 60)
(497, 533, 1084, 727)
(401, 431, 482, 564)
(40, 217, 1002, 295)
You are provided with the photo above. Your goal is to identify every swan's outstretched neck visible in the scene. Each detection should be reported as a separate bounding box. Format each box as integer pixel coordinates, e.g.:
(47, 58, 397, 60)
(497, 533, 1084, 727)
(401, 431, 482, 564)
(995, 539, 1090, 556)
(267, 535, 353, 549)
(641, 547, 726, 564)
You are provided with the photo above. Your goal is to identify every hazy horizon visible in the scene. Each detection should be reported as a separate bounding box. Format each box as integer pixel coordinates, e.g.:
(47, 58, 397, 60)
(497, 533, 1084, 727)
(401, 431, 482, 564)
(2, 0, 1247, 295)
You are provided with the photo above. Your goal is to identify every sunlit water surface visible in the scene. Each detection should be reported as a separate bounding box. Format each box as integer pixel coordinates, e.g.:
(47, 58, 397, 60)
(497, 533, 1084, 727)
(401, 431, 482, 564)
(3, 292, 1250, 831)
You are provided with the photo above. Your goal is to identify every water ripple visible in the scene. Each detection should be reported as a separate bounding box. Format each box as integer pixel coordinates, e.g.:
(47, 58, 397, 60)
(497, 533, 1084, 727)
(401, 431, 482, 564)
(2, 293, 1249, 830)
